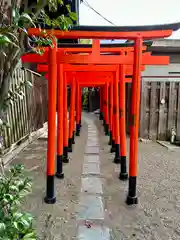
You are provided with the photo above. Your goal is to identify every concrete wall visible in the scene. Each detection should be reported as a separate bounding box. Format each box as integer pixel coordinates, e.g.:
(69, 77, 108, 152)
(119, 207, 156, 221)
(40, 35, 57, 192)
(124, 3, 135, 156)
(142, 63, 180, 78)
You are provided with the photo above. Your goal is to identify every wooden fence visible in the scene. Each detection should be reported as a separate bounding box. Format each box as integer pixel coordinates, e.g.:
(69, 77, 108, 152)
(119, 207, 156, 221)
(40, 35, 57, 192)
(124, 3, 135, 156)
(125, 77, 180, 141)
(2, 68, 48, 150)
(139, 77, 180, 141)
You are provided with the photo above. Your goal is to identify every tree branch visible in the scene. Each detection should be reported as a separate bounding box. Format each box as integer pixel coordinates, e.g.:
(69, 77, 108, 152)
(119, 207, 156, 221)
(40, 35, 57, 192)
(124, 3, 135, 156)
(27, 0, 49, 19)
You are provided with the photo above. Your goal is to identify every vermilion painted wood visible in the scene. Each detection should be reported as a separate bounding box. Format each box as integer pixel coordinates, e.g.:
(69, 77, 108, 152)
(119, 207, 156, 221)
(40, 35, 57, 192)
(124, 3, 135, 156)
(22, 51, 155, 65)
(37, 46, 147, 53)
(114, 67, 120, 146)
(109, 81, 113, 132)
(22, 42, 148, 64)
(76, 82, 81, 125)
(38, 64, 119, 72)
(44, 74, 111, 86)
(37, 64, 145, 73)
(44, 74, 133, 85)
(57, 53, 169, 65)
(69, 79, 76, 141)
(57, 64, 64, 157)
(63, 73, 69, 150)
(119, 65, 127, 157)
(104, 82, 109, 127)
(28, 28, 173, 39)
(21, 53, 48, 63)
(47, 46, 56, 176)
(22, 51, 168, 66)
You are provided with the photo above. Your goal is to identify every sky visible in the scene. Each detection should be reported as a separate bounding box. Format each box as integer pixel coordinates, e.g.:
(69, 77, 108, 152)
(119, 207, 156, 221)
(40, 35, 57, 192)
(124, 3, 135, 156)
(79, 0, 180, 39)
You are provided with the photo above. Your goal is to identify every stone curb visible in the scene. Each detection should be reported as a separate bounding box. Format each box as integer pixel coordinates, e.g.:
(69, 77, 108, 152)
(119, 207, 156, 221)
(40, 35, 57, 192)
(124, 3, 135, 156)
(157, 140, 180, 151)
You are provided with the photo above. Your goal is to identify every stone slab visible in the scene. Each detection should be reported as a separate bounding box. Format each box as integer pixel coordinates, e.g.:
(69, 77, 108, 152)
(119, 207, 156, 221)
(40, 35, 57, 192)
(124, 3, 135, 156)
(87, 137, 99, 141)
(81, 177, 103, 194)
(85, 146, 99, 154)
(83, 163, 100, 175)
(88, 127, 96, 131)
(88, 133, 97, 137)
(88, 129, 97, 132)
(84, 155, 100, 163)
(78, 225, 110, 240)
(86, 142, 100, 147)
(77, 196, 104, 220)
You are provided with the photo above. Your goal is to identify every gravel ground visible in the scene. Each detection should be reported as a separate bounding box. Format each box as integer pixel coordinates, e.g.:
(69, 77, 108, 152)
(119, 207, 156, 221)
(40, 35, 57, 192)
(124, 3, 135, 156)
(10, 120, 88, 240)
(8, 112, 180, 239)
(92, 114, 180, 240)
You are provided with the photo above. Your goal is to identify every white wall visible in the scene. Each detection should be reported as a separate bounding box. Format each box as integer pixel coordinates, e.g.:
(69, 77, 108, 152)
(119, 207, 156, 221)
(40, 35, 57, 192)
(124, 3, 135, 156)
(142, 64, 180, 78)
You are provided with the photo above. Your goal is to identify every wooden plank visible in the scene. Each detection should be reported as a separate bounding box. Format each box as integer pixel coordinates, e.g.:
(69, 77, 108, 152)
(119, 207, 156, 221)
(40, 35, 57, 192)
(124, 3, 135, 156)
(176, 83, 180, 140)
(43, 80, 48, 122)
(6, 109, 11, 148)
(158, 82, 167, 140)
(140, 79, 148, 138)
(126, 83, 131, 134)
(25, 71, 33, 134)
(149, 82, 158, 140)
(7, 96, 14, 145)
(167, 82, 175, 139)
(17, 69, 24, 138)
(173, 83, 178, 135)
(144, 81, 151, 139)
(17, 69, 24, 139)
(21, 70, 29, 136)
(9, 75, 16, 144)
(24, 70, 31, 134)
(12, 71, 20, 142)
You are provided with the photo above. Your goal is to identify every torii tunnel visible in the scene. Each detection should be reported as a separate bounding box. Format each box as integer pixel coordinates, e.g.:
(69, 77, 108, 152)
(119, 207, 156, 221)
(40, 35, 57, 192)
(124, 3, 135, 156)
(22, 22, 180, 206)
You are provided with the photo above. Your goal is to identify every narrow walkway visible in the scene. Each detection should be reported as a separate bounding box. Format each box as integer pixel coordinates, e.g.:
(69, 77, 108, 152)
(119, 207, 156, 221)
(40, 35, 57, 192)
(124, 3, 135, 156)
(77, 116, 110, 239)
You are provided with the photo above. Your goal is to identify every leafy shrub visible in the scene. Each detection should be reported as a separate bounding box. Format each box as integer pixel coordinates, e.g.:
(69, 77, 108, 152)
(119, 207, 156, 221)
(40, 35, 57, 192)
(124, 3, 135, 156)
(0, 164, 36, 240)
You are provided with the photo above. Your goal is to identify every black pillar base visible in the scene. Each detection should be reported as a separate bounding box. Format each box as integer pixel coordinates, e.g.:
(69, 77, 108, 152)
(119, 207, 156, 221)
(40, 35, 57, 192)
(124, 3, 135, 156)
(99, 112, 103, 120)
(76, 124, 81, 136)
(119, 172, 128, 181)
(126, 176, 138, 205)
(108, 132, 112, 145)
(72, 132, 75, 144)
(68, 138, 73, 152)
(55, 155, 64, 179)
(110, 140, 116, 153)
(126, 196, 138, 205)
(63, 156, 70, 163)
(105, 124, 109, 136)
(44, 175, 56, 204)
(114, 144, 121, 164)
(44, 196, 56, 204)
(103, 120, 106, 128)
(114, 156, 121, 164)
(76, 130, 80, 136)
(63, 147, 70, 163)
(56, 172, 64, 179)
(119, 156, 128, 181)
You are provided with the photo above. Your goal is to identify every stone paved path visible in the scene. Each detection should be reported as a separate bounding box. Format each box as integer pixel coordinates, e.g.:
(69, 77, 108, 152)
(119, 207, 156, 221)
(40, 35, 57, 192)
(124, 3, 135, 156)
(77, 119, 110, 239)
(9, 112, 180, 239)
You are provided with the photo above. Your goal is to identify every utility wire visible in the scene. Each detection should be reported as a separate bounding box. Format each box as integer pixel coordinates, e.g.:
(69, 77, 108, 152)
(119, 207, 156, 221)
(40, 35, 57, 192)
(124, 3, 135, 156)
(80, 0, 116, 26)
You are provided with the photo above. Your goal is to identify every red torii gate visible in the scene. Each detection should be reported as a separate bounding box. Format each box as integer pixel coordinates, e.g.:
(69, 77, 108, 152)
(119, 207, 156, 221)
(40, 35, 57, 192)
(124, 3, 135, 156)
(32, 46, 169, 162)
(22, 43, 167, 202)
(24, 23, 180, 206)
